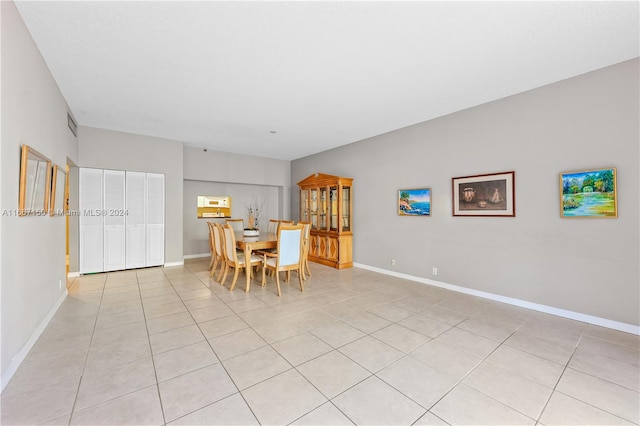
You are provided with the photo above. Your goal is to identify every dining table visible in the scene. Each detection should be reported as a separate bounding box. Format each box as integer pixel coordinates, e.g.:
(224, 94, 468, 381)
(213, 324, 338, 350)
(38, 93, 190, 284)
(235, 231, 277, 292)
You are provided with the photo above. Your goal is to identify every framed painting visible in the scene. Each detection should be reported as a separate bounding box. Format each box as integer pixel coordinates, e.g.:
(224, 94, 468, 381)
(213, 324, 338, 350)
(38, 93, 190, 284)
(452, 171, 515, 217)
(560, 167, 617, 218)
(50, 165, 68, 216)
(398, 188, 431, 216)
(18, 145, 51, 216)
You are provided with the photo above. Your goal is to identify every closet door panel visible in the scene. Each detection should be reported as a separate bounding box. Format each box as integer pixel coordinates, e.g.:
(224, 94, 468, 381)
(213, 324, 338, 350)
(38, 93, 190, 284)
(103, 170, 126, 271)
(79, 168, 103, 273)
(146, 173, 165, 267)
(126, 171, 146, 269)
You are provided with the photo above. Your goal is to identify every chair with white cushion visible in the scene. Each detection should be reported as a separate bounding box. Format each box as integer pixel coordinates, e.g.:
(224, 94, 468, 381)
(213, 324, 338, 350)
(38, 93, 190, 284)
(220, 223, 262, 291)
(260, 223, 304, 296)
(297, 221, 312, 280)
(209, 222, 224, 279)
(267, 219, 279, 235)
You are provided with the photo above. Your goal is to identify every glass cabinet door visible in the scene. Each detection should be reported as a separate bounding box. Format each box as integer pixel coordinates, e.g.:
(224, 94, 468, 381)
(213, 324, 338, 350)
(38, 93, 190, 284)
(329, 186, 338, 231)
(300, 189, 309, 222)
(310, 189, 318, 230)
(319, 187, 327, 230)
(342, 186, 351, 232)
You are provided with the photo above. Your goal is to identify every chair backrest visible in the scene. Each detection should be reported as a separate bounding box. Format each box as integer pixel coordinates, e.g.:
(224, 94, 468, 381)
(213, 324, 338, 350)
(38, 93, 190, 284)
(222, 224, 238, 262)
(214, 222, 227, 260)
(277, 224, 304, 268)
(297, 221, 311, 239)
(212, 222, 222, 258)
(226, 218, 244, 232)
(278, 220, 293, 233)
(207, 222, 215, 253)
(267, 219, 279, 234)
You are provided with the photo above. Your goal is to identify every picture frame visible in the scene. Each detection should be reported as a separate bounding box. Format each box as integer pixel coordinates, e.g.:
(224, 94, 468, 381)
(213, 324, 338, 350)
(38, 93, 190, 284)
(452, 171, 515, 217)
(50, 165, 68, 216)
(398, 188, 431, 216)
(18, 145, 52, 216)
(560, 167, 617, 218)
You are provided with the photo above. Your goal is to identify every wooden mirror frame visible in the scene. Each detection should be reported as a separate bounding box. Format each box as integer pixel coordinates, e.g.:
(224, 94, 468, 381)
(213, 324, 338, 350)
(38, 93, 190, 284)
(50, 164, 68, 216)
(19, 145, 51, 216)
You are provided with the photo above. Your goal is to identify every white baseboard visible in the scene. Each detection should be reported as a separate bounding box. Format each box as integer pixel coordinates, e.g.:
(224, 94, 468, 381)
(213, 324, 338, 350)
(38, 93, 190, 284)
(67, 271, 80, 278)
(354, 263, 640, 336)
(183, 253, 209, 260)
(164, 260, 184, 268)
(1, 289, 68, 392)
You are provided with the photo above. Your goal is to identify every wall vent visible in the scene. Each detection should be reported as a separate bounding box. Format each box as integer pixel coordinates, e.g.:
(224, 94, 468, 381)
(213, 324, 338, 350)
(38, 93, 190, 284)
(67, 113, 77, 137)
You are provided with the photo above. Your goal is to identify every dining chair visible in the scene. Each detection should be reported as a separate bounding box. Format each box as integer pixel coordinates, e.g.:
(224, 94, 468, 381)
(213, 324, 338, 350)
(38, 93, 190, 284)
(297, 221, 312, 280)
(267, 219, 279, 235)
(213, 223, 227, 283)
(209, 222, 224, 278)
(220, 223, 263, 291)
(260, 223, 305, 296)
(207, 222, 215, 270)
(226, 218, 244, 232)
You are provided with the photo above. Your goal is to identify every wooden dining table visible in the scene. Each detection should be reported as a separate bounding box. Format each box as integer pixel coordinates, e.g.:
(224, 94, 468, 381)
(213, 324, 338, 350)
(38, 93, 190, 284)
(235, 232, 277, 292)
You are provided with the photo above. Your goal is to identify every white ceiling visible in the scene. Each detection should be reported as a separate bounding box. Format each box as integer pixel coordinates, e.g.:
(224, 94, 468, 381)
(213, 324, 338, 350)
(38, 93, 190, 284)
(15, 1, 639, 161)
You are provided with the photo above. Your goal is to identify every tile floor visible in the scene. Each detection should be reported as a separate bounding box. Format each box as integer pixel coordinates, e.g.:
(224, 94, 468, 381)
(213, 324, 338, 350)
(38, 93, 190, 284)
(1, 258, 639, 425)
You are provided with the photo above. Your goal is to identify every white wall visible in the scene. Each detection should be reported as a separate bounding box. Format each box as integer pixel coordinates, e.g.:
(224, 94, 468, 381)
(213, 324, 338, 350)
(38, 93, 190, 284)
(292, 59, 639, 328)
(77, 127, 184, 264)
(183, 180, 279, 256)
(1, 1, 78, 380)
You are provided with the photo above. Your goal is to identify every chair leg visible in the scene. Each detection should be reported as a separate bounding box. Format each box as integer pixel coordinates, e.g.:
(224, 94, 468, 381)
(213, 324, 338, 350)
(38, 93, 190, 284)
(304, 257, 311, 277)
(229, 267, 240, 291)
(297, 266, 304, 292)
(216, 261, 225, 283)
(220, 264, 229, 286)
(275, 270, 281, 297)
(209, 257, 218, 277)
(261, 265, 267, 286)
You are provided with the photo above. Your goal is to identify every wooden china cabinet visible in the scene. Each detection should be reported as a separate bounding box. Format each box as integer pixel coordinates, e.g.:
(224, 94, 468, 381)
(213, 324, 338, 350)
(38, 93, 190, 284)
(298, 173, 353, 269)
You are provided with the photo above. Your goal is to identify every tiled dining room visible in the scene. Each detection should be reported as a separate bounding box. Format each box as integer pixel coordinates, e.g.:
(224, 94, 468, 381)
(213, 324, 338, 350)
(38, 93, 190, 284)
(1, 258, 638, 425)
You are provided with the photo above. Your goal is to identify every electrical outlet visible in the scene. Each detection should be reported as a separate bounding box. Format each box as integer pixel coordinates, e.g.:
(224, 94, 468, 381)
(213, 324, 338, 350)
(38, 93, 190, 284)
(391, 259, 396, 266)
(432, 267, 438, 275)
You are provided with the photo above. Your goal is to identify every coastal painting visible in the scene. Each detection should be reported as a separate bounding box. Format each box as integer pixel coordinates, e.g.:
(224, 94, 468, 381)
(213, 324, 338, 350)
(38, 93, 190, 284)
(560, 168, 617, 218)
(398, 188, 431, 216)
(452, 171, 515, 217)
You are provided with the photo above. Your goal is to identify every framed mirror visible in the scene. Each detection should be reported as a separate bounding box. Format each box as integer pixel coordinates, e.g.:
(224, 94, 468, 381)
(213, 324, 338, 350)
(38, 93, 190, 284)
(19, 145, 51, 216)
(50, 165, 67, 216)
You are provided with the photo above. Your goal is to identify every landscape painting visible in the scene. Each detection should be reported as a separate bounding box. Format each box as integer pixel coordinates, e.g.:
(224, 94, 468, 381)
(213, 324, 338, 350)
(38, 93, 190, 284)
(560, 168, 617, 218)
(398, 188, 431, 216)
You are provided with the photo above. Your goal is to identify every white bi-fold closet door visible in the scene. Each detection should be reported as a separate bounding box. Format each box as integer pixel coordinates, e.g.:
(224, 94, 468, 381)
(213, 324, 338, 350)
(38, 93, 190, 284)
(104, 169, 126, 271)
(125, 171, 146, 269)
(79, 168, 165, 274)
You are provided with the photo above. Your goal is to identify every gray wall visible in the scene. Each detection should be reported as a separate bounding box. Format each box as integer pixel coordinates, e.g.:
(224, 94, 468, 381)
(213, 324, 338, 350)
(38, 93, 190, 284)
(184, 146, 291, 219)
(183, 180, 279, 256)
(1, 1, 78, 376)
(77, 127, 184, 264)
(182, 146, 291, 256)
(292, 59, 639, 327)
